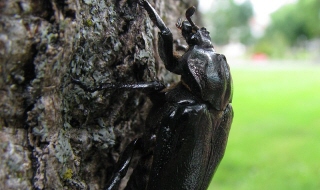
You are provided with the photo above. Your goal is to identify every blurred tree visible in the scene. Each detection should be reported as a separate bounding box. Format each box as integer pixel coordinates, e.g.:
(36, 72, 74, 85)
(254, 0, 320, 58)
(203, 0, 253, 45)
(266, 0, 320, 45)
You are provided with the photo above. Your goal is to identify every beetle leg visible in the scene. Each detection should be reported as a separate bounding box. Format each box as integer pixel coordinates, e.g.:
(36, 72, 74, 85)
(139, 0, 169, 34)
(72, 78, 165, 93)
(124, 149, 153, 190)
(139, 0, 182, 74)
(174, 39, 188, 52)
(105, 139, 140, 190)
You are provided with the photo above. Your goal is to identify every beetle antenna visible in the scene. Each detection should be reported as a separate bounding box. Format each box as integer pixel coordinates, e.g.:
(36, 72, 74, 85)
(185, 6, 199, 30)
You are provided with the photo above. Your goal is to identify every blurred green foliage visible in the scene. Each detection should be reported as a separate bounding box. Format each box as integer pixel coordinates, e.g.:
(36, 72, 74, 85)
(254, 0, 320, 58)
(268, 0, 320, 45)
(202, 0, 320, 59)
(203, 0, 253, 45)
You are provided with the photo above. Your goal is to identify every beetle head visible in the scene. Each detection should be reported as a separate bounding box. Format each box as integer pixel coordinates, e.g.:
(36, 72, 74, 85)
(176, 6, 213, 48)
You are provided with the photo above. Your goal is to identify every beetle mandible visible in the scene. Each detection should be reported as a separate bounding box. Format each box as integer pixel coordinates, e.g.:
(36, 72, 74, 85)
(73, 1, 233, 189)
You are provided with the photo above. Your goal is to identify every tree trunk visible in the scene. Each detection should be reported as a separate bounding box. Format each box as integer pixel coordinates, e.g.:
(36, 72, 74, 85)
(0, 0, 199, 189)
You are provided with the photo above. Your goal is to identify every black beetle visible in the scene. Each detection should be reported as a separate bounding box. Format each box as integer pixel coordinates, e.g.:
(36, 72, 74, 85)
(73, 1, 233, 189)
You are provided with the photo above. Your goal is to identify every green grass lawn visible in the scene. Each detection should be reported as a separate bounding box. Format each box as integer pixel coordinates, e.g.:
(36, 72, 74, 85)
(208, 64, 320, 190)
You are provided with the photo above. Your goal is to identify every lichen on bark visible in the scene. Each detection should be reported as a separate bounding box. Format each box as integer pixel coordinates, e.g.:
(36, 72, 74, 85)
(0, 0, 199, 189)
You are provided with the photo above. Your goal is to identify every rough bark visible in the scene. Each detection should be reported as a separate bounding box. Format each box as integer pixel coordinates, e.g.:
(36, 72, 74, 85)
(0, 0, 198, 189)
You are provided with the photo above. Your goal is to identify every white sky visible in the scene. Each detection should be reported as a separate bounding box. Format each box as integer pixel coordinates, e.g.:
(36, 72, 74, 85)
(199, 0, 297, 25)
